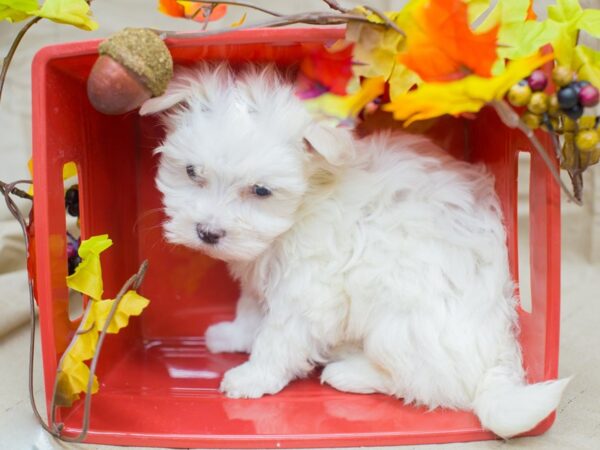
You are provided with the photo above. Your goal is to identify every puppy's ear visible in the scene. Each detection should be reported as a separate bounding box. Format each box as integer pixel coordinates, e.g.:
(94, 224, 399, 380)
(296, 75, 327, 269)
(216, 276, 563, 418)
(139, 90, 188, 116)
(139, 81, 189, 116)
(303, 123, 355, 166)
(139, 66, 203, 115)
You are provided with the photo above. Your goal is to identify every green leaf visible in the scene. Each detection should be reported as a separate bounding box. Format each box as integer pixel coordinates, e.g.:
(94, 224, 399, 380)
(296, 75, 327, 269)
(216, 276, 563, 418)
(573, 45, 600, 87)
(32, 0, 98, 30)
(547, 0, 582, 23)
(579, 9, 600, 39)
(553, 25, 579, 67)
(546, 0, 588, 67)
(478, 0, 559, 62)
(501, 19, 560, 60)
(0, 0, 38, 22)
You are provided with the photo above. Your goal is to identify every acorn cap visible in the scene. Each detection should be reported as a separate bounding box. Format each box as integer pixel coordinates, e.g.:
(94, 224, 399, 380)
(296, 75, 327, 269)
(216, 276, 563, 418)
(99, 28, 173, 97)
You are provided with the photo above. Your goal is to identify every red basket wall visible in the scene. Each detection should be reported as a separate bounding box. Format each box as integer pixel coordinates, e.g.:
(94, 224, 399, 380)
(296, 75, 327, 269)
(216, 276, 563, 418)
(31, 28, 561, 448)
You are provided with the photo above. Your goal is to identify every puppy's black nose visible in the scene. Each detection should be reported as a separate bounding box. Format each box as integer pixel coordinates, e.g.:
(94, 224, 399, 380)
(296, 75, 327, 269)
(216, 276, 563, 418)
(196, 224, 226, 245)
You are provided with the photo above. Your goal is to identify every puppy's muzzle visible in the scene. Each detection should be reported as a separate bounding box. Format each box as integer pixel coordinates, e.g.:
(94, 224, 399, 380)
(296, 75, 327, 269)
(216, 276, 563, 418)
(196, 224, 226, 245)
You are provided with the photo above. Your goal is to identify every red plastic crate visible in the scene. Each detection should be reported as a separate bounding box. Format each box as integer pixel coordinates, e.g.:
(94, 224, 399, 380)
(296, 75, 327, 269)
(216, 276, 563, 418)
(31, 29, 561, 448)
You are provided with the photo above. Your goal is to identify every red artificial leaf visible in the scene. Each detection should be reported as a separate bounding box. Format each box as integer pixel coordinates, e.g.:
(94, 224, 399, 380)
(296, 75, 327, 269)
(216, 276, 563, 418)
(398, 0, 499, 82)
(299, 44, 354, 96)
(158, 0, 227, 22)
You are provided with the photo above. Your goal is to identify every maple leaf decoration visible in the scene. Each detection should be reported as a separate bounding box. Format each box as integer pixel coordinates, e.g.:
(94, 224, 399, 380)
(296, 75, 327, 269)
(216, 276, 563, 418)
(158, 0, 227, 22)
(299, 44, 354, 97)
(399, 0, 500, 82)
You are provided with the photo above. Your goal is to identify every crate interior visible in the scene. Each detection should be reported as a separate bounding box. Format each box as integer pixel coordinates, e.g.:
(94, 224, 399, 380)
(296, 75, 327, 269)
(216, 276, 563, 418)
(33, 32, 559, 448)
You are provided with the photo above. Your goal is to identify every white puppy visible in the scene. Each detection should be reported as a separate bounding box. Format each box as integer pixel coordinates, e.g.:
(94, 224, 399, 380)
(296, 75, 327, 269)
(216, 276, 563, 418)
(141, 63, 568, 439)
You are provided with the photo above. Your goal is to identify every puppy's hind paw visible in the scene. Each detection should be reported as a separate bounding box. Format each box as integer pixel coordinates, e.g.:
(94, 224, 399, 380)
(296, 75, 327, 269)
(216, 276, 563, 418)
(321, 355, 392, 395)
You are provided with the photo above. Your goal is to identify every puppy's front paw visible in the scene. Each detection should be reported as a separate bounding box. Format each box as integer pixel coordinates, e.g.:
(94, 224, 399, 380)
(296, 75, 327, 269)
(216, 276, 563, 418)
(205, 321, 252, 354)
(220, 362, 287, 399)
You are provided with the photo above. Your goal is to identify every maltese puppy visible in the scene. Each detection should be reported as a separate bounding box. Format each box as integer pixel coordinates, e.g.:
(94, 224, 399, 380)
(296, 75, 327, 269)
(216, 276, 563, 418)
(140, 63, 568, 439)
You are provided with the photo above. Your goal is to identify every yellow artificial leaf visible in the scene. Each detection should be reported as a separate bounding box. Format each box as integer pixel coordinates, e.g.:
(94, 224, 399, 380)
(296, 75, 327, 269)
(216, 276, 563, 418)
(0, 0, 37, 22)
(68, 311, 98, 361)
(66, 234, 113, 300)
(346, 7, 408, 80)
(384, 53, 553, 126)
(303, 77, 385, 122)
(54, 352, 98, 407)
(573, 45, 600, 87)
(91, 290, 150, 334)
(27, 159, 78, 195)
(32, 0, 98, 31)
(63, 161, 78, 179)
(230, 12, 246, 27)
(388, 62, 420, 101)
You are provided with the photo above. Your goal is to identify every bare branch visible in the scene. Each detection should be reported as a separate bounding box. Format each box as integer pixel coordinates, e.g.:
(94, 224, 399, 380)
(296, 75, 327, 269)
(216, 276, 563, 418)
(0, 17, 42, 104)
(184, 0, 282, 17)
(0, 180, 33, 200)
(201, 4, 215, 30)
(362, 5, 405, 37)
(322, 0, 349, 13)
(158, 11, 394, 40)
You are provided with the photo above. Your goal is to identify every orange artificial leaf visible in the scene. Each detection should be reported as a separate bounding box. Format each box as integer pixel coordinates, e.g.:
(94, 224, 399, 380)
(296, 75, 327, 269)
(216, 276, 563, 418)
(526, 1, 537, 20)
(398, 0, 499, 82)
(158, 0, 227, 22)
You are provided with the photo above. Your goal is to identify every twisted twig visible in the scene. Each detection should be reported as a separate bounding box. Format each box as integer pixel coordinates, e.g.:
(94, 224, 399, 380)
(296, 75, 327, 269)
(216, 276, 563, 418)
(492, 100, 581, 205)
(0, 17, 42, 104)
(52, 260, 149, 442)
(0, 180, 33, 200)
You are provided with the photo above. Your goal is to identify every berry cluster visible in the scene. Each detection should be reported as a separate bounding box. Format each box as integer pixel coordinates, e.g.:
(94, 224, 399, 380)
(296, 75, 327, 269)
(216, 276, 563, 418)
(507, 66, 600, 170)
(65, 185, 81, 275)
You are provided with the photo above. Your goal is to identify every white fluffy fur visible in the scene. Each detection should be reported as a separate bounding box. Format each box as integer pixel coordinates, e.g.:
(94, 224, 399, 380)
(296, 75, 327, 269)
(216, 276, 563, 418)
(142, 63, 569, 439)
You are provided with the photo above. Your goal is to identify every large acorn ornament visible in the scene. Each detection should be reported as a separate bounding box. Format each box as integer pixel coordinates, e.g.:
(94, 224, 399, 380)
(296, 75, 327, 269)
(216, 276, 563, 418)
(87, 28, 173, 115)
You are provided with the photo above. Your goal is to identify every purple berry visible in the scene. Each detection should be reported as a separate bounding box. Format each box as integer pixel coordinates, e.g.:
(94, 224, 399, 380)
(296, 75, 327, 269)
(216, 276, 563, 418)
(579, 85, 599, 107)
(527, 70, 548, 92)
(68, 255, 82, 276)
(564, 103, 584, 120)
(557, 86, 579, 109)
(574, 80, 590, 90)
(65, 185, 79, 217)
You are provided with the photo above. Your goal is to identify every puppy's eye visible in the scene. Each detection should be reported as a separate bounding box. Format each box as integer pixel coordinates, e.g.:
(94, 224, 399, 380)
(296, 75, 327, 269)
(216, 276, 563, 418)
(186, 165, 196, 179)
(186, 165, 206, 187)
(252, 184, 272, 198)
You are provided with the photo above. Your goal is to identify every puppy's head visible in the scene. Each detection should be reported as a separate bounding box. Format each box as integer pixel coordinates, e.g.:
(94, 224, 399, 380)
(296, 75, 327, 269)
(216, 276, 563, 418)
(141, 63, 354, 262)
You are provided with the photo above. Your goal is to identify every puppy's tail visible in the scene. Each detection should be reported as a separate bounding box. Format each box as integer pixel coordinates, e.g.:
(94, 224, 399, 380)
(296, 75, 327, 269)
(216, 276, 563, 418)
(472, 366, 570, 439)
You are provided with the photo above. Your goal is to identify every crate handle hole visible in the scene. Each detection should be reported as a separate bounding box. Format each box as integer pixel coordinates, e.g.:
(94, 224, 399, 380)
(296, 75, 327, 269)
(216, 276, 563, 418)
(517, 151, 532, 314)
